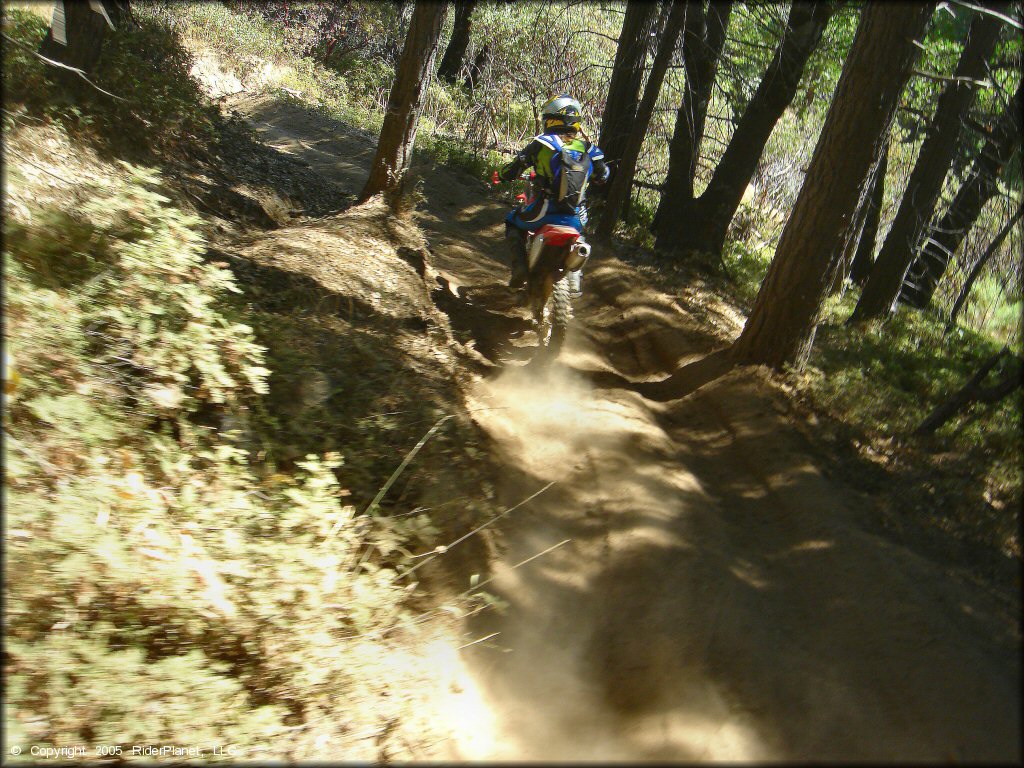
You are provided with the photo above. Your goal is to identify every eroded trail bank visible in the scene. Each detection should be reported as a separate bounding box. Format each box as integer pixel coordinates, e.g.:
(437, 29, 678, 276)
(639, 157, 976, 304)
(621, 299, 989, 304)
(229, 94, 1020, 762)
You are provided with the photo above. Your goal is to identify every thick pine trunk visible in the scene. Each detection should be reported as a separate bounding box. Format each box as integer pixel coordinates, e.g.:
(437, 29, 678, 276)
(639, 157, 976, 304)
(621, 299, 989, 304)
(360, 1, 448, 203)
(598, 0, 661, 176)
(596, 0, 688, 240)
(849, 137, 890, 286)
(899, 79, 1023, 309)
(849, 10, 1002, 321)
(655, 1, 834, 257)
(730, 2, 935, 371)
(39, 1, 114, 88)
(652, 0, 732, 232)
(437, 0, 476, 84)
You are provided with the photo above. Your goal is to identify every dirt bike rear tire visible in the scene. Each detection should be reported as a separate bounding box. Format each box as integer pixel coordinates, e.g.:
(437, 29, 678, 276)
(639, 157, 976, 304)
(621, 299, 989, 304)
(546, 278, 573, 356)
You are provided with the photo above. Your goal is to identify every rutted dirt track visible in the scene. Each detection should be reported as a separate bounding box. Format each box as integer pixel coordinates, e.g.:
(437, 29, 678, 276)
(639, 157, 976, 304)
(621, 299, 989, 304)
(230, 93, 1020, 761)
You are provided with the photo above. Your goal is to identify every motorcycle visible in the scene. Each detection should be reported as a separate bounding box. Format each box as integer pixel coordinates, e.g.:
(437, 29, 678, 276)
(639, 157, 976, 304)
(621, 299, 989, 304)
(492, 169, 591, 359)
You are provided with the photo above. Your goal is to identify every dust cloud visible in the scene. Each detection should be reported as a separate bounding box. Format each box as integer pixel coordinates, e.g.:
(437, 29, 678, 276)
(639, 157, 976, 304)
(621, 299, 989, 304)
(449, 362, 770, 761)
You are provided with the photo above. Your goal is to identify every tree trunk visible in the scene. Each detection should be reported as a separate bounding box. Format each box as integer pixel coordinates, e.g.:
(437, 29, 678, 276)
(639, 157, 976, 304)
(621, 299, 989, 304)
(915, 348, 1022, 435)
(849, 10, 1002, 322)
(598, 0, 661, 177)
(833, 133, 894, 296)
(730, 2, 935, 371)
(39, 0, 115, 88)
(463, 42, 489, 90)
(360, 1, 448, 203)
(655, 1, 835, 257)
(597, 0, 688, 240)
(849, 137, 890, 286)
(899, 79, 1024, 309)
(831, 165, 877, 295)
(652, 0, 732, 233)
(946, 203, 1024, 331)
(437, 0, 476, 84)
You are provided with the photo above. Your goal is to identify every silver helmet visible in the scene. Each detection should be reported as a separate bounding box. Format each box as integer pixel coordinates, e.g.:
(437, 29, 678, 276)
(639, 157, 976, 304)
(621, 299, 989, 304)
(541, 94, 583, 129)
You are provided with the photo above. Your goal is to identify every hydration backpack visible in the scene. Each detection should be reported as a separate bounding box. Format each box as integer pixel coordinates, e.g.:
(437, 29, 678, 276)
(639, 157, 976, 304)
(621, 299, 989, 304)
(551, 140, 594, 210)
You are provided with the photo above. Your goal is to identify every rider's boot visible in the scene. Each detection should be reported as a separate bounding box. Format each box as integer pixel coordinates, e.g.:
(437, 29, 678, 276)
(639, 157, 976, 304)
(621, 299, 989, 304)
(506, 230, 529, 290)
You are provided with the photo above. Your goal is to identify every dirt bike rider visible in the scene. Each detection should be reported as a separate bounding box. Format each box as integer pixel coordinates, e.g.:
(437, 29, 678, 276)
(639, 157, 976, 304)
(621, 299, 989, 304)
(496, 94, 610, 289)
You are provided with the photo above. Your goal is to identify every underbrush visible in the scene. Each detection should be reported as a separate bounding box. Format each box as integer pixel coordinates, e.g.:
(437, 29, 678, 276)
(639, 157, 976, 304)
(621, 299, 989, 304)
(2, 164, 475, 757)
(795, 291, 1021, 557)
(2, 8, 216, 160)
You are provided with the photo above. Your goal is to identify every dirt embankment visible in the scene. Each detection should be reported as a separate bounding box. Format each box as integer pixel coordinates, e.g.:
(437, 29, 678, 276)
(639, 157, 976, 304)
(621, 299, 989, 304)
(209, 87, 1019, 761)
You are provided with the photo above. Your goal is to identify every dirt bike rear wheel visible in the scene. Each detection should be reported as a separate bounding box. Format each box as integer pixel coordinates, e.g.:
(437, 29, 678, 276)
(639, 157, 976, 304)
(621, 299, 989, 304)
(545, 277, 573, 356)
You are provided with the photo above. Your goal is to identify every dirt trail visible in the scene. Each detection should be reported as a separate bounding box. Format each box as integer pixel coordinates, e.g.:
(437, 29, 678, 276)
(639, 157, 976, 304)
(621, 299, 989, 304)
(230, 93, 1020, 761)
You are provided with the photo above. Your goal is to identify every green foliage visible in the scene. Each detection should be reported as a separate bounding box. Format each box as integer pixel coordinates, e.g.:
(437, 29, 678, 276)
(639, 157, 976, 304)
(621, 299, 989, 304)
(1, 7, 217, 158)
(423, 134, 502, 179)
(721, 237, 776, 308)
(802, 290, 1021, 502)
(1, 11, 53, 111)
(797, 4, 859, 122)
(3, 164, 445, 755)
(6, 166, 268, 424)
(955, 272, 1023, 345)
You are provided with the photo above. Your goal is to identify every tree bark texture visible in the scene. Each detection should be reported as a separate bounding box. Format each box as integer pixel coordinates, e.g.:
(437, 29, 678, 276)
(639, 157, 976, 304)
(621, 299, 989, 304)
(652, 0, 733, 232)
(730, 2, 935, 371)
(437, 0, 476, 84)
(915, 348, 1022, 435)
(899, 79, 1023, 309)
(39, 1, 114, 88)
(946, 203, 1024, 330)
(655, 1, 834, 257)
(464, 42, 489, 89)
(849, 10, 1002, 321)
(831, 164, 878, 295)
(849, 137, 890, 286)
(360, 1, 448, 203)
(598, 0, 661, 174)
(597, 0, 688, 240)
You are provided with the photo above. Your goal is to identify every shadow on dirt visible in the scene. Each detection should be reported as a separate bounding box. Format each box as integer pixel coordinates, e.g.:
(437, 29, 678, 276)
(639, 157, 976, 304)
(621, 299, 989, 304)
(210, 88, 1020, 762)
(431, 274, 534, 365)
(230, 93, 378, 196)
(459, 363, 1021, 761)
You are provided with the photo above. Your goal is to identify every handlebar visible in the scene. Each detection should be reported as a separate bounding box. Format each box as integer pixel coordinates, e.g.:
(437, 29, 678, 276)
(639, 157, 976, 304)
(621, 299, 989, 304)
(491, 169, 536, 184)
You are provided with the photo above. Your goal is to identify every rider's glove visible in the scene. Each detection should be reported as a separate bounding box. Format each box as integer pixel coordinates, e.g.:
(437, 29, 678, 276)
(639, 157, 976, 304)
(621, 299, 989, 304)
(498, 162, 517, 182)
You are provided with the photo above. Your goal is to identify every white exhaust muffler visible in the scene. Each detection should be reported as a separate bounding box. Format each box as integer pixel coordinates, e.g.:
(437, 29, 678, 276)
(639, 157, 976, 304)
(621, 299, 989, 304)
(566, 238, 591, 272)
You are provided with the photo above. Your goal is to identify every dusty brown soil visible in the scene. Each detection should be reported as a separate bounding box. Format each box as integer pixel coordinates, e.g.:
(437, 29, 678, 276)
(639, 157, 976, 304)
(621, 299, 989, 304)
(219, 90, 1020, 761)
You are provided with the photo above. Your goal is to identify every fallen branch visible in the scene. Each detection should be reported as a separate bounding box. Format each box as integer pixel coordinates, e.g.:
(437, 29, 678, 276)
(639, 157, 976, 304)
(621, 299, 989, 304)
(915, 347, 1023, 435)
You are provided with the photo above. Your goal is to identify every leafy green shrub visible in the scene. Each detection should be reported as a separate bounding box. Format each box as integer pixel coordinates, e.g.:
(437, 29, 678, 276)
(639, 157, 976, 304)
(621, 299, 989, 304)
(3, 163, 435, 756)
(6, 165, 267, 429)
(423, 134, 501, 180)
(1, 11, 53, 113)
(722, 237, 775, 307)
(2, 7, 216, 158)
(955, 272, 1023, 346)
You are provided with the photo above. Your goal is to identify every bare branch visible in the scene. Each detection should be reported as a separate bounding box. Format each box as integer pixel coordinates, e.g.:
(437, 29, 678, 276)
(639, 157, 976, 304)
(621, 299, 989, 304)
(911, 69, 992, 87)
(1, 32, 125, 101)
(948, 0, 1024, 29)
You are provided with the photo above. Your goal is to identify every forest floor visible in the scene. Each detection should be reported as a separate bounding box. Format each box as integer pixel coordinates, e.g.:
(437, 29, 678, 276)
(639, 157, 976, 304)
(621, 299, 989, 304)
(212, 89, 1020, 761)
